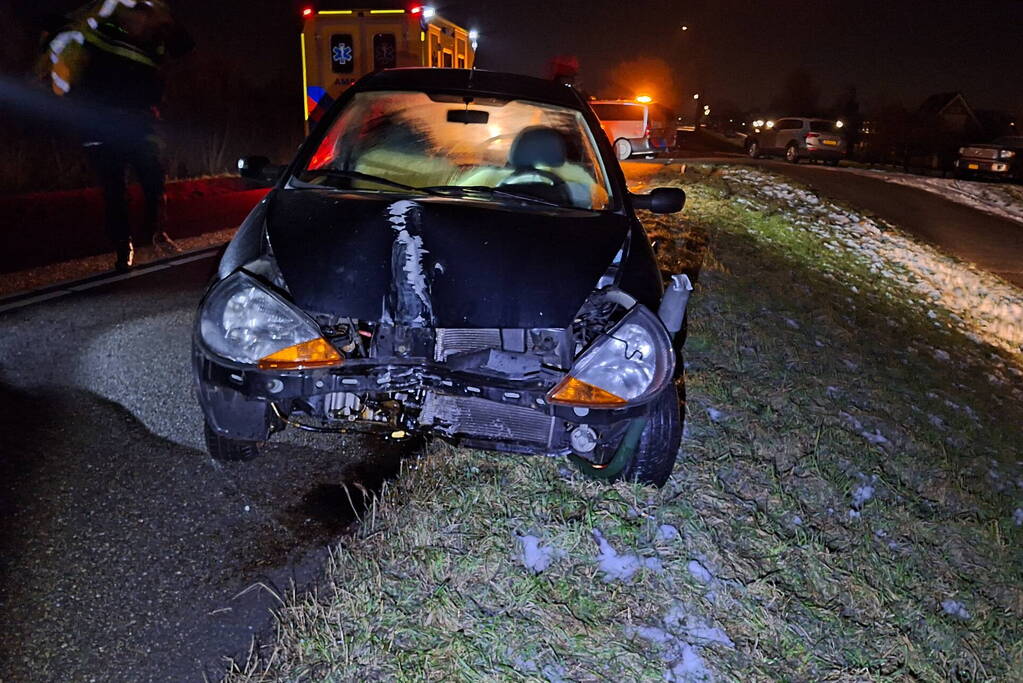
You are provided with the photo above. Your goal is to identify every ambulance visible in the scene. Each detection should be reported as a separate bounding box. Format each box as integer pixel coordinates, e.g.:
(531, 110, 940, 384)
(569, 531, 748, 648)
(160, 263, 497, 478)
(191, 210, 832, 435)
(300, 3, 477, 128)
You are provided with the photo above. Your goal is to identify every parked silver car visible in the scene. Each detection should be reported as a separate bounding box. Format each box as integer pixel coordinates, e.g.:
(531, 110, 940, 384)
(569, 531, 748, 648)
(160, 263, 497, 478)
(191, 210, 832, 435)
(746, 117, 847, 164)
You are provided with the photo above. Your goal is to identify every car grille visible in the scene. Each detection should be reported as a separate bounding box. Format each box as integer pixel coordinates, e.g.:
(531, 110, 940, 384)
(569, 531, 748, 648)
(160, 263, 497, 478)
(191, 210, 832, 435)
(420, 392, 555, 445)
(962, 147, 999, 160)
(434, 328, 502, 361)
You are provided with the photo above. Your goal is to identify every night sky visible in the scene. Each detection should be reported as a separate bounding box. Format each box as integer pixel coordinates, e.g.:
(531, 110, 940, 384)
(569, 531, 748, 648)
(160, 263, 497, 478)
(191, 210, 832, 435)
(9, 0, 1023, 117)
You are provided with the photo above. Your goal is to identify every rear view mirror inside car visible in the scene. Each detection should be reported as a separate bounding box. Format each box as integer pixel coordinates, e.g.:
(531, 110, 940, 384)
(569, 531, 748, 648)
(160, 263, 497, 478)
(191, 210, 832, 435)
(448, 109, 490, 124)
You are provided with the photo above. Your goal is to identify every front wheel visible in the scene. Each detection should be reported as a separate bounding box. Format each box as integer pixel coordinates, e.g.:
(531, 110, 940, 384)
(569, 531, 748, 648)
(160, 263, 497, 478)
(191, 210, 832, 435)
(747, 140, 760, 158)
(571, 385, 683, 487)
(204, 422, 261, 461)
(614, 138, 633, 161)
(785, 144, 801, 163)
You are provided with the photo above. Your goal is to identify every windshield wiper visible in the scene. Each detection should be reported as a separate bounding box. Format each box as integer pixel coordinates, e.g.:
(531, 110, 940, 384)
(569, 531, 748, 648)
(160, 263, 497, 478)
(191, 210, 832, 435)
(303, 169, 440, 195)
(419, 185, 565, 208)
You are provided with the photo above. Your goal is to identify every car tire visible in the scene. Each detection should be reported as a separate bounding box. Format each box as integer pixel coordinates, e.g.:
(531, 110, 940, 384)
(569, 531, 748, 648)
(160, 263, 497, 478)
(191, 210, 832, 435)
(825, 159, 840, 167)
(571, 385, 682, 487)
(614, 138, 633, 161)
(622, 384, 683, 487)
(785, 144, 800, 164)
(747, 140, 760, 158)
(204, 422, 261, 461)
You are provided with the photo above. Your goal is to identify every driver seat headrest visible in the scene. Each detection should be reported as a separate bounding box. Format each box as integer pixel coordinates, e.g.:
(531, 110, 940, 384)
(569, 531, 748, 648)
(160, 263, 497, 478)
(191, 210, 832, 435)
(509, 126, 566, 169)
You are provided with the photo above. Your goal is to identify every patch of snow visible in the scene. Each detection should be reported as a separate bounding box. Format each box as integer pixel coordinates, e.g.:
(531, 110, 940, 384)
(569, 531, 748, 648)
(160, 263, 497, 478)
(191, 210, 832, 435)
(665, 645, 715, 682)
(861, 430, 890, 446)
(941, 599, 971, 621)
(784, 317, 801, 329)
(541, 663, 567, 683)
(518, 534, 557, 574)
(658, 524, 681, 541)
(687, 560, 714, 584)
(933, 349, 951, 362)
(627, 603, 733, 682)
(592, 529, 662, 582)
(1013, 508, 1023, 526)
(851, 485, 875, 509)
(706, 407, 725, 423)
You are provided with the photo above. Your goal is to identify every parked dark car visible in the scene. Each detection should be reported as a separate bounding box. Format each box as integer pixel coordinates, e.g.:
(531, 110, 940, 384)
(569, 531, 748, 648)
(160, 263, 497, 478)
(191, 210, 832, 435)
(746, 117, 848, 164)
(955, 136, 1023, 181)
(193, 68, 690, 486)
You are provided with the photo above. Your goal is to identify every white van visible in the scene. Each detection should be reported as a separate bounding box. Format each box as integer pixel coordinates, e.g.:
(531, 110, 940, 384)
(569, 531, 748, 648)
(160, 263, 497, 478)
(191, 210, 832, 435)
(591, 100, 675, 160)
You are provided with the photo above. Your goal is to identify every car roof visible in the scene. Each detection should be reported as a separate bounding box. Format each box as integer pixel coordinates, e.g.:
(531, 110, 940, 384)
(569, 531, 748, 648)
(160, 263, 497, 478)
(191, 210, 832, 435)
(352, 68, 585, 109)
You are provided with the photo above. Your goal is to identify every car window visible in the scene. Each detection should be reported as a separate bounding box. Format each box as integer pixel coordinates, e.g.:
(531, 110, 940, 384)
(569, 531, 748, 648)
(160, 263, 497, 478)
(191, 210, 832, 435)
(299, 90, 614, 211)
(810, 121, 837, 133)
(776, 119, 802, 131)
(592, 103, 646, 121)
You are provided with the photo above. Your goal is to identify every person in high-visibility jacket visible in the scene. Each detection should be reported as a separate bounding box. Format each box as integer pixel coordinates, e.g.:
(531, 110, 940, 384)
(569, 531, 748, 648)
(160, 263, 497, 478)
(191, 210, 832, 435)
(43, 0, 192, 271)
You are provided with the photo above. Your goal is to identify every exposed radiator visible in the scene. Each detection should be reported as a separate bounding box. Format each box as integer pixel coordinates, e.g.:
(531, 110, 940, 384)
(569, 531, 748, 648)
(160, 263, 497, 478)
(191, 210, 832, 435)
(420, 392, 554, 445)
(434, 328, 502, 361)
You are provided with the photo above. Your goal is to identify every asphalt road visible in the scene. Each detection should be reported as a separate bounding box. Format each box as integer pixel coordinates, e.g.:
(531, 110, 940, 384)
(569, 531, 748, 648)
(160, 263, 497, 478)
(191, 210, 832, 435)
(0, 258, 410, 682)
(666, 131, 1023, 288)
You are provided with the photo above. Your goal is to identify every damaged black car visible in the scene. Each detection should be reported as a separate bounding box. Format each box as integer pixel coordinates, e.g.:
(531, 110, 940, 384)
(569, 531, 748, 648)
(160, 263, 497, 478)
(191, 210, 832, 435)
(193, 68, 691, 486)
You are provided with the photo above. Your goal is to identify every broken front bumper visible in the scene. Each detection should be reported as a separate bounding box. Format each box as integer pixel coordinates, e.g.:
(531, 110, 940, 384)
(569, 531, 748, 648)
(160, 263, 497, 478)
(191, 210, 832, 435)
(193, 346, 653, 458)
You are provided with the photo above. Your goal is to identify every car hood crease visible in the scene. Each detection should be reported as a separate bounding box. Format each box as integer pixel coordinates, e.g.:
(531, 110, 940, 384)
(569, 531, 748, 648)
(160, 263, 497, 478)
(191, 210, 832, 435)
(267, 190, 630, 328)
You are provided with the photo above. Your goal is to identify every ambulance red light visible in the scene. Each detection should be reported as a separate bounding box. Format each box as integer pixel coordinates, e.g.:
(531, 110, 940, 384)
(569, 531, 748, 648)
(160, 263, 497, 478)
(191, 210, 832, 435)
(411, 5, 423, 13)
(302, 7, 314, 17)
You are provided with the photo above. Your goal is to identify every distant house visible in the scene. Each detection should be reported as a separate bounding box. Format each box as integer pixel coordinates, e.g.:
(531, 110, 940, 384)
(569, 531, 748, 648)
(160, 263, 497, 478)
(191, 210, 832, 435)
(916, 92, 982, 136)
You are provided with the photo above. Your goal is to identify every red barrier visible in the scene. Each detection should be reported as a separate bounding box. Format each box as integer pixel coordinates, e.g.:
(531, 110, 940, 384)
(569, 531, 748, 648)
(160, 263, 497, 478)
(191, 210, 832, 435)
(0, 177, 269, 273)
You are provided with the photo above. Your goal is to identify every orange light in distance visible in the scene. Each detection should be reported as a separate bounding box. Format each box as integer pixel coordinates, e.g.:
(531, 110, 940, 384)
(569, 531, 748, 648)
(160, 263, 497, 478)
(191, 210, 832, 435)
(547, 376, 627, 407)
(635, 95, 653, 104)
(258, 338, 343, 370)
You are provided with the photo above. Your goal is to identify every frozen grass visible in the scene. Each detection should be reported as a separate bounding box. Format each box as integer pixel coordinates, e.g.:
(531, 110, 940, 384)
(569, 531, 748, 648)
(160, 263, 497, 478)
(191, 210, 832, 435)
(225, 166, 1023, 682)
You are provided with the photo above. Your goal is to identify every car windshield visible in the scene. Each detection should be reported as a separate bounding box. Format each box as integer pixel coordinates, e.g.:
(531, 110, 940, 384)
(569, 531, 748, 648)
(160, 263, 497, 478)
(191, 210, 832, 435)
(296, 90, 614, 211)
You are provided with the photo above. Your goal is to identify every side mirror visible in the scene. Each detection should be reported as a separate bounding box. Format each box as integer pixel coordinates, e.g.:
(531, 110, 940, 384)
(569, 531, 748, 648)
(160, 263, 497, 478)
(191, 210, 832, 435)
(238, 156, 284, 184)
(630, 187, 686, 214)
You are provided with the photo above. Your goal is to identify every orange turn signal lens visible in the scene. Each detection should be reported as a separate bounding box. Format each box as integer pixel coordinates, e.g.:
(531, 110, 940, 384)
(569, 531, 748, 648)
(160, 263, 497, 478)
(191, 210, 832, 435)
(547, 376, 627, 407)
(258, 337, 343, 370)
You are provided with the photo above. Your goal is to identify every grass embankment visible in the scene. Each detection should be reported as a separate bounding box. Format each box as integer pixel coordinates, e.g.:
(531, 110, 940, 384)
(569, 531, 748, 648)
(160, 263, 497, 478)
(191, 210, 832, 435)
(228, 166, 1023, 682)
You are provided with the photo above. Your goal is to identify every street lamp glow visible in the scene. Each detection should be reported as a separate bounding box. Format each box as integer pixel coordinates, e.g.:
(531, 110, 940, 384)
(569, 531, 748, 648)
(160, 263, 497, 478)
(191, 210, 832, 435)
(468, 29, 479, 41)
(422, 6, 436, 18)
(835, 119, 845, 128)
(693, 93, 700, 100)
(636, 95, 653, 104)
(681, 25, 688, 31)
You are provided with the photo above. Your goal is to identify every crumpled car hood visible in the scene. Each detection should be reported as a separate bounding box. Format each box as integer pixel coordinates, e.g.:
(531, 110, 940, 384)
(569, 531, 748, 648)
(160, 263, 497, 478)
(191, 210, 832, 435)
(267, 190, 630, 328)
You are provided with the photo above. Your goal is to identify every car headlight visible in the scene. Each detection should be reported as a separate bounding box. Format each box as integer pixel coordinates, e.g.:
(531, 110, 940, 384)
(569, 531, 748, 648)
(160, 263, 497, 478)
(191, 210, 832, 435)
(547, 305, 674, 407)
(199, 271, 341, 369)
(1000, 149, 1016, 159)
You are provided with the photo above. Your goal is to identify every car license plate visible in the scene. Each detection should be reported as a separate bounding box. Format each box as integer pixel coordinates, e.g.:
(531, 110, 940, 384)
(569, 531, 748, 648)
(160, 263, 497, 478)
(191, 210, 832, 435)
(823, 139, 838, 146)
(967, 163, 979, 170)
